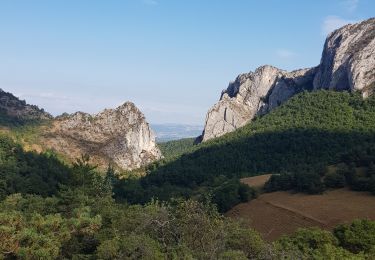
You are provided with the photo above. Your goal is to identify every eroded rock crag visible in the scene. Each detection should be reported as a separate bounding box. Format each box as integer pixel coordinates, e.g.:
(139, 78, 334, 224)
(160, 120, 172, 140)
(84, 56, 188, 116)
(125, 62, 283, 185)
(43, 102, 161, 170)
(200, 18, 375, 142)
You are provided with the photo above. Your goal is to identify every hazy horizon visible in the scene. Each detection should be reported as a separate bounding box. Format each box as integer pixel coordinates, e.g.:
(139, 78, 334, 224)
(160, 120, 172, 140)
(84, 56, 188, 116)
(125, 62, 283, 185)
(0, 0, 374, 124)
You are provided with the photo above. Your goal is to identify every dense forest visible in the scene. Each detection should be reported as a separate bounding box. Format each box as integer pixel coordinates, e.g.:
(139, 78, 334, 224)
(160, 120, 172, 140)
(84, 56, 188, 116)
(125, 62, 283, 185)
(0, 136, 375, 258)
(114, 90, 375, 209)
(157, 138, 195, 160)
(264, 146, 375, 194)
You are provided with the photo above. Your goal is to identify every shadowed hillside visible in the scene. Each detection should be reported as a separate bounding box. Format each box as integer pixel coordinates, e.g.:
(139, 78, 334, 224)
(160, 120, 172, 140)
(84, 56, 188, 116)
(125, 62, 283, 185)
(114, 91, 375, 209)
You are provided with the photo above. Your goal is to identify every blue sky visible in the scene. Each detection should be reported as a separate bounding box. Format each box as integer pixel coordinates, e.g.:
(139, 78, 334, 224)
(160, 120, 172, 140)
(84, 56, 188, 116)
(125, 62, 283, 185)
(0, 0, 373, 124)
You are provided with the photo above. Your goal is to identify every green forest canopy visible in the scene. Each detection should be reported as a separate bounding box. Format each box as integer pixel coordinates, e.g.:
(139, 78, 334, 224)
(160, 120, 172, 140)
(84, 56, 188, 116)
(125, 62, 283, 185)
(115, 90, 375, 207)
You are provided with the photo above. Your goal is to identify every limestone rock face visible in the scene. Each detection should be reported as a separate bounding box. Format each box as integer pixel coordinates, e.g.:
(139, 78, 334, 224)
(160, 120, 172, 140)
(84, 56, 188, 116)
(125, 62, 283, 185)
(200, 66, 316, 141)
(201, 66, 282, 141)
(44, 102, 161, 170)
(314, 18, 375, 96)
(200, 18, 375, 142)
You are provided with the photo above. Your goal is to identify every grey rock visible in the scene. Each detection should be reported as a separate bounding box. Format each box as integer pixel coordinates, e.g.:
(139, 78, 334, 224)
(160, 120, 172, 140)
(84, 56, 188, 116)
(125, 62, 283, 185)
(44, 102, 161, 170)
(314, 18, 375, 96)
(200, 66, 316, 141)
(200, 18, 375, 142)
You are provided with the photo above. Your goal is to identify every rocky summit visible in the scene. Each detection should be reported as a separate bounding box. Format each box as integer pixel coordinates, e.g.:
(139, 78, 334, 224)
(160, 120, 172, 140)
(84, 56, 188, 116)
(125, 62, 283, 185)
(42, 102, 161, 170)
(314, 17, 375, 96)
(199, 18, 375, 142)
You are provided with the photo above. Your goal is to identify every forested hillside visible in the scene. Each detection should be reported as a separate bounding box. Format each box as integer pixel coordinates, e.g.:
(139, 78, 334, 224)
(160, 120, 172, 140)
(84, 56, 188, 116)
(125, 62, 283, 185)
(0, 135, 71, 199)
(0, 89, 52, 127)
(0, 136, 374, 258)
(1, 91, 375, 258)
(157, 138, 195, 160)
(115, 90, 375, 209)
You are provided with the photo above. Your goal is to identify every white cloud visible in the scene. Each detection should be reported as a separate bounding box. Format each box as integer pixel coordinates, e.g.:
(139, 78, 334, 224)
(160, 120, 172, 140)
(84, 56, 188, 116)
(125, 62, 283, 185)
(342, 0, 359, 12)
(276, 49, 296, 59)
(322, 16, 357, 35)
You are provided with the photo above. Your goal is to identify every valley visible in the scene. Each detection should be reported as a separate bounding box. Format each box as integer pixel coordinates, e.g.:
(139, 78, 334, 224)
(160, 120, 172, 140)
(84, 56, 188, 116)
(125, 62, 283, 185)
(0, 10, 374, 259)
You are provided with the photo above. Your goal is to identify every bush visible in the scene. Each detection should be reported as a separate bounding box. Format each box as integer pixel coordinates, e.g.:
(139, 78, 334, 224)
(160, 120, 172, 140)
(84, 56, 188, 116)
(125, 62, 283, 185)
(212, 179, 257, 213)
(294, 173, 325, 194)
(264, 173, 294, 192)
(334, 219, 375, 254)
(265, 172, 325, 194)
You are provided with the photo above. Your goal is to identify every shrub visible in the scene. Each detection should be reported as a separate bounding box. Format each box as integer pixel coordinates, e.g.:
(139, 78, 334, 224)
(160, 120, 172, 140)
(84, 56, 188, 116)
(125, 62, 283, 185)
(212, 179, 256, 213)
(334, 219, 375, 254)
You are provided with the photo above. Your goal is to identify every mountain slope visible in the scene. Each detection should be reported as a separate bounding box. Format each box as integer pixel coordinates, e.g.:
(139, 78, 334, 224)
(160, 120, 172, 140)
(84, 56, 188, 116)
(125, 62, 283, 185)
(0, 88, 52, 127)
(157, 137, 195, 160)
(115, 90, 375, 205)
(0, 89, 161, 170)
(41, 102, 161, 170)
(199, 17, 375, 141)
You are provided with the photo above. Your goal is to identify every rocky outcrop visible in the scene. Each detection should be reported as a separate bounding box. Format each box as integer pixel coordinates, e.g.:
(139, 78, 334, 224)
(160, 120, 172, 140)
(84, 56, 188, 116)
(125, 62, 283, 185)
(200, 18, 375, 142)
(43, 102, 161, 170)
(200, 66, 316, 141)
(0, 88, 52, 123)
(0, 88, 161, 170)
(314, 18, 375, 96)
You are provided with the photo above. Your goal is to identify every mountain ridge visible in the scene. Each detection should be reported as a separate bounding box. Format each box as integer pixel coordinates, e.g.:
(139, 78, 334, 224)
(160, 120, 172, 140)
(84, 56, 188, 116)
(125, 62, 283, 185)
(199, 17, 375, 142)
(0, 88, 52, 126)
(0, 89, 161, 170)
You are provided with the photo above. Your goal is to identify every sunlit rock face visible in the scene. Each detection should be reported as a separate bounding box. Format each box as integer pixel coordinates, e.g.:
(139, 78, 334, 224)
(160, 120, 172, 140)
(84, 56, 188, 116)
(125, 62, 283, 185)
(44, 102, 161, 170)
(200, 18, 375, 142)
(200, 66, 316, 141)
(314, 18, 375, 97)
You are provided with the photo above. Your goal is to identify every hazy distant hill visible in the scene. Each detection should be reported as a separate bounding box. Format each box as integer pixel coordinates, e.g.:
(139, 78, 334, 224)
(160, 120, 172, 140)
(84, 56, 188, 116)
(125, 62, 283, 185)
(151, 123, 202, 142)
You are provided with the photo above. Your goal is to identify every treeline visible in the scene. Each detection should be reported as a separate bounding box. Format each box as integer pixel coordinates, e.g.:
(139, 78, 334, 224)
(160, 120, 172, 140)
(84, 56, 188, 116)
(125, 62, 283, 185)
(265, 146, 375, 194)
(114, 175, 257, 213)
(0, 135, 72, 199)
(114, 90, 375, 208)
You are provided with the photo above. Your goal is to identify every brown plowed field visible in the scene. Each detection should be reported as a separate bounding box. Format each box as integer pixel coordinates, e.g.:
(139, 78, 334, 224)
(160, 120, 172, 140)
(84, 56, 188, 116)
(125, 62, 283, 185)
(240, 174, 272, 188)
(227, 177, 375, 241)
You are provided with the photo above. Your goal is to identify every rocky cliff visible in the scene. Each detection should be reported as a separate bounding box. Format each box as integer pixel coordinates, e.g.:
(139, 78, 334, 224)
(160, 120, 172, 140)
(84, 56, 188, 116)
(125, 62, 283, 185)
(314, 17, 375, 96)
(200, 17, 375, 142)
(200, 66, 316, 141)
(0, 88, 161, 170)
(43, 102, 162, 170)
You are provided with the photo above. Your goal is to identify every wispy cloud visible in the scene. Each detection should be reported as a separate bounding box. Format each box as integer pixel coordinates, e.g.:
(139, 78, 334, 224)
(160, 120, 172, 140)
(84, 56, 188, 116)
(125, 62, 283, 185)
(342, 0, 359, 12)
(142, 0, 158, 5)
(18, 92, 70, 101)
(322, 16, 357, 35)
(276, 49, 296, 59)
